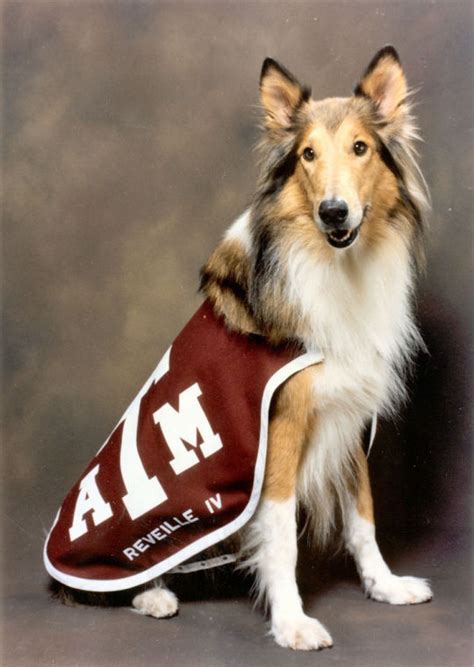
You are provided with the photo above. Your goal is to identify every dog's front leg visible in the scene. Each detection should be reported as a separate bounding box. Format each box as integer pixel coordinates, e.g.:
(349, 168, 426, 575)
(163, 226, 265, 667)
(251, 496, 333, 650)
(345, 445, 432, 605)
(247, 370, 332, 650)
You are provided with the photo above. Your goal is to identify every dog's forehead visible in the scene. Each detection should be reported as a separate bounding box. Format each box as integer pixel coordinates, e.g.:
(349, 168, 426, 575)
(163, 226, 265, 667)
(304, 97, 371, 135)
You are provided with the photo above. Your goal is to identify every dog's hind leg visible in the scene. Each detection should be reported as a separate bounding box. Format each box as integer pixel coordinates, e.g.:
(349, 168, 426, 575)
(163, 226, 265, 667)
(345, 445, 432, 605)
(132, 578, 179, 618)
(245, 370, 333, 651)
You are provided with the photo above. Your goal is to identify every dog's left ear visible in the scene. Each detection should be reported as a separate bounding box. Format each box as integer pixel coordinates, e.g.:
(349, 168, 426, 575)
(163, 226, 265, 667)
(260, 58, 310, 132)
(355, 46, 407, 125)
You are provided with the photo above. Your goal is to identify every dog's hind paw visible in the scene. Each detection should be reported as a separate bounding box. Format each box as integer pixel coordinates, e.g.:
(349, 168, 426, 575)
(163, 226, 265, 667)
(132, 586, 179, 618)
(271, 614, 333, 651)
(366, 574, 432, 605)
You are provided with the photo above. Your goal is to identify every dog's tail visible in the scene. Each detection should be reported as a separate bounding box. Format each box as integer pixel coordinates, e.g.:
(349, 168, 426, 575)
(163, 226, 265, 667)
(48, 578, 142, 608)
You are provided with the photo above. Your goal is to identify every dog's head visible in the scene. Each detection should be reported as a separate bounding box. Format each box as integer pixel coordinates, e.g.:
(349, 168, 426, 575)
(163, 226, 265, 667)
(258, 47, 428, 253)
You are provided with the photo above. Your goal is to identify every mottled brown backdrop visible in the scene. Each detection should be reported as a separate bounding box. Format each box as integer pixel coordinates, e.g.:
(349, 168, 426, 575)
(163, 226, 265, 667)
(2, 0, 472, 633)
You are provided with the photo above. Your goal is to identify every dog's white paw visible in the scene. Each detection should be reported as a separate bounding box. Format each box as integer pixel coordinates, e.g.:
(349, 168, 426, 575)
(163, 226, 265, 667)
(365, 574, 432, 605)
(271, 614, 333, 651)
(132, 587, 179, 618)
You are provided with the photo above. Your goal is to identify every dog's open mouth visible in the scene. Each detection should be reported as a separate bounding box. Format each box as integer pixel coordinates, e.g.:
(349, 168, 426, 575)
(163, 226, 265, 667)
(326, 226, 360, 249)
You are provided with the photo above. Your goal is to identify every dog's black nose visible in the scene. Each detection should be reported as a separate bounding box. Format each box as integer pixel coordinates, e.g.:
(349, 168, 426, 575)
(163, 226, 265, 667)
(318, 199, 349, 227)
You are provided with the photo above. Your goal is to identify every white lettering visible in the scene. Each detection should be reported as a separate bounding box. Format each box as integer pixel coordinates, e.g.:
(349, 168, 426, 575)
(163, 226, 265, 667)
(150, 527, 166, 541)
(153, 382, 223, 475)
(163, 520, 179, 532)
(182, 508, 199, 523)
(124, 547, 138, 561)
(120, 349, 171, 520)
(121, 509, 200, 561)
(68, 465, 113, 541)
(210, 493, 222, 510)
(205, 494, 222, 514)
(134, 539, 149, 554)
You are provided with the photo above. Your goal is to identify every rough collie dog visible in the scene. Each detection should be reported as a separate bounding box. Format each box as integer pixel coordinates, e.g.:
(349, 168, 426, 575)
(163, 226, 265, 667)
(51, 46, 432, 651)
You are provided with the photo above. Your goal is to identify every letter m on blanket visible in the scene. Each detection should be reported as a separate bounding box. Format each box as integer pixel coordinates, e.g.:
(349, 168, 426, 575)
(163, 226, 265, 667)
(153, 382, 223, 475)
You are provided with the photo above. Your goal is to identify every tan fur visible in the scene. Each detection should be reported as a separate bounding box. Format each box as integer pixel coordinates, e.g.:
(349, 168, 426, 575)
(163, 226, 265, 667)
(263, 367, 316, 500)
(277, 181, 313, 219)
(355, 445, 375, 523)
(200, 238, 257, 335)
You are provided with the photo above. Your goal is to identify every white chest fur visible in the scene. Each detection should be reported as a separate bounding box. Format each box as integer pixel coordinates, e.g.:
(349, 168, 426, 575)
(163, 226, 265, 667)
(288, 233, 419, 422)
(292, 234, 421, 533)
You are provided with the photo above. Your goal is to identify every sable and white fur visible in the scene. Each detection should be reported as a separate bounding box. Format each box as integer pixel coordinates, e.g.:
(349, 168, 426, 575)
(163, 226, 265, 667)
(61, 47, 434, 650)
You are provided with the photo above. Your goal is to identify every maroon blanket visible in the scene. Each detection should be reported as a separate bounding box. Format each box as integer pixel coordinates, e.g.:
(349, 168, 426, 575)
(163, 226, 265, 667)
(44, 301, 323, 591)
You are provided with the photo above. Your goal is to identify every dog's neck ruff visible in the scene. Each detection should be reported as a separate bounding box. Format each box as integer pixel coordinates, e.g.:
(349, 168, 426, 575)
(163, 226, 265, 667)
(44, 301, 323, 592)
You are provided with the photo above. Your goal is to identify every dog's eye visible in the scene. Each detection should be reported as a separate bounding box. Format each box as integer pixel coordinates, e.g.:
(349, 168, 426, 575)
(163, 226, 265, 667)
(353, 141, 368, 156)
(302, 147, 315, 162)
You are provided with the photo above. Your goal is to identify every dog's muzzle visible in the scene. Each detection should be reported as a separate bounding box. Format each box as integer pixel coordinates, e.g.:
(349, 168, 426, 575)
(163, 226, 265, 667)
(316, 199, 364, 249)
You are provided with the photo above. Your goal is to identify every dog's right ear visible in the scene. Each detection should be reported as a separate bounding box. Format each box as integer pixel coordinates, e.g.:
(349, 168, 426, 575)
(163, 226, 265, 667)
(260, 59, 310, 132)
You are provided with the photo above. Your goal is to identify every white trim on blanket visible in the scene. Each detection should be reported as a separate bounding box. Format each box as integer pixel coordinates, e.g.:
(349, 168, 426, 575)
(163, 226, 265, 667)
(43, 350, 324, 592)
